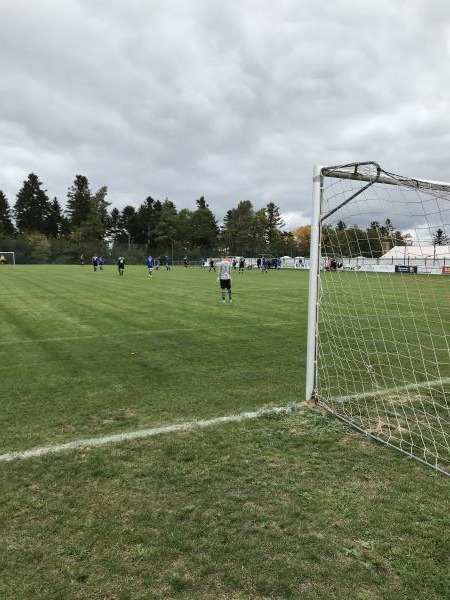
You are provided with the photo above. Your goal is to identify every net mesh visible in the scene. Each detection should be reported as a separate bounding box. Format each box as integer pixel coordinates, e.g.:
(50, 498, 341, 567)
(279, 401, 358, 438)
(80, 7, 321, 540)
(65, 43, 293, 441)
(316, 163, 450, 475)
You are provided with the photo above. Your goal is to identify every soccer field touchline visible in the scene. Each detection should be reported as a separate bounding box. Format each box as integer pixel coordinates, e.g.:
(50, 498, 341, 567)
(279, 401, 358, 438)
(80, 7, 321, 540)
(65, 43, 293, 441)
(328, 377, 450, 403)
(0, 403, 300, 462)
(0, 319, 299, 347)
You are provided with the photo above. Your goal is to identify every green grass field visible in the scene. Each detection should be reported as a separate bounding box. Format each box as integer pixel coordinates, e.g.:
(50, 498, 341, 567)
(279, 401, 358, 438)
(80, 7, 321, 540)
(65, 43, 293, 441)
(1, 265, 449, 599)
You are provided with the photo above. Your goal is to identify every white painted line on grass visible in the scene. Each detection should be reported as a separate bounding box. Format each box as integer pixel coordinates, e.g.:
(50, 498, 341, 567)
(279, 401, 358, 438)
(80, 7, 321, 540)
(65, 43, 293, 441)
(326, 377, 450, 403)
(0, 403, 300, 462)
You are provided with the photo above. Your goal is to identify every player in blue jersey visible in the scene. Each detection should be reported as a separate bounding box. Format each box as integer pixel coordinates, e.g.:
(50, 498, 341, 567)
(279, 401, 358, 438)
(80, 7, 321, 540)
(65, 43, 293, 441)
(146, 255, 154, 277)
(261, 257, 268, 273)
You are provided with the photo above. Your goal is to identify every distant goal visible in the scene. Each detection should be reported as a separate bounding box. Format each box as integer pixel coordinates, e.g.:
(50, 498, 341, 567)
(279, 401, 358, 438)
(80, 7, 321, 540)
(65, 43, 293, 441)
(0, 251, 15, 265)
(306, 162, 450, 476)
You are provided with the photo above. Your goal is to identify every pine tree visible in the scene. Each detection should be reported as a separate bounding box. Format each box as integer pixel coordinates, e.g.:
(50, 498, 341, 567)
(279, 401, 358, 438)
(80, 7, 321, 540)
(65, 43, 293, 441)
(14, 173, 52, 234)
(0, 190, 16, 237)
(45, 197, 66, 238)
(135, 197, 162, 249)
(66, 175, 92, 228)
(154, 199, 178, 253)
(265, 202, 285, 249)
(191, 196, 219, 256)
(432, 228, 449, 246)
(222, 201, 264, 256)
(120, 206, 140, 244)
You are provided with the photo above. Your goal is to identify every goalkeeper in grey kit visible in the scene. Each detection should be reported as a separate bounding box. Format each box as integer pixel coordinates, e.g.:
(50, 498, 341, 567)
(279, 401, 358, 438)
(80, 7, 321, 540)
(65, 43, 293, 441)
(217, 254, 232, 303)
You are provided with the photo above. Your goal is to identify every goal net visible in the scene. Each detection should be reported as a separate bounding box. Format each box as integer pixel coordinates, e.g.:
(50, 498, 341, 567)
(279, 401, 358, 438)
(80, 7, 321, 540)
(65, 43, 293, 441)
(0, 251, 15, 265)
(306, 162, 450, 476)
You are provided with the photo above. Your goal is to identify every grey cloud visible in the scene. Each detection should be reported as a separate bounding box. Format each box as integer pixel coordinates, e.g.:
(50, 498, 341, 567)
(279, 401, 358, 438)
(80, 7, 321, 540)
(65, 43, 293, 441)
(1, 0, 450, 227)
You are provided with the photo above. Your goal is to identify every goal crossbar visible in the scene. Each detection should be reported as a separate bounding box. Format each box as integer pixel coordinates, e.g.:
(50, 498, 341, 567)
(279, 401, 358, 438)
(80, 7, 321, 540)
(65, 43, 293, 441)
(321, 162, 450, 193)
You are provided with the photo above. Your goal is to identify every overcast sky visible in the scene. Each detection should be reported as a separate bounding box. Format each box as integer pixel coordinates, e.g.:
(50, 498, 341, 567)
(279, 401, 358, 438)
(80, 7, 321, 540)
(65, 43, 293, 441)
(1, 0, 449, 230)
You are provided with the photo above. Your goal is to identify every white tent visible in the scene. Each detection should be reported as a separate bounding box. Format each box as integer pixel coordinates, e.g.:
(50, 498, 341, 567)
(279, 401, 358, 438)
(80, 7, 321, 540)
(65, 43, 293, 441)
(381, 245, 450, 259)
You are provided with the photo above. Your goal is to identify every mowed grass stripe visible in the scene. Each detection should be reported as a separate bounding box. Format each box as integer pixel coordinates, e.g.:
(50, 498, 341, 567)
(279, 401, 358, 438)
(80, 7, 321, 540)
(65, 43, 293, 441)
(0, 319, 299, 347)
(0, 266, 306, 452)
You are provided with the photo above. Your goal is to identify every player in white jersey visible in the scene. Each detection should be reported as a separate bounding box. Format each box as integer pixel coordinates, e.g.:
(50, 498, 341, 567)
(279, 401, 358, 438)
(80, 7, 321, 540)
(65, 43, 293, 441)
(217, 254, 232, 304)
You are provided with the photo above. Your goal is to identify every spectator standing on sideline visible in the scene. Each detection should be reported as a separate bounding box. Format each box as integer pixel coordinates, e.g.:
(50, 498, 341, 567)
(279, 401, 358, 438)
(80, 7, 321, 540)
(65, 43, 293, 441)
(217, 254, 232, 304)
(117, 256, 125, 276)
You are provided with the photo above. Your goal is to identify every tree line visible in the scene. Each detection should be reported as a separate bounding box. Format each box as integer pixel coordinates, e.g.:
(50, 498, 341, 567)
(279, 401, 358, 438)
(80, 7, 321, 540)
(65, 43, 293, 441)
(1, 173, 442, 264)
(321, 219, 448, 257)
(322, 219, 410, 258)
(0, 173, 301, 263)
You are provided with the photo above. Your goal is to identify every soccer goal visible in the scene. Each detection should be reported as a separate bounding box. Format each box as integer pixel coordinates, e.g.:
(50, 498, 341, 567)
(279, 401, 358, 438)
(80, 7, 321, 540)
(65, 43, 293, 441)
(0, 251, 15, 265)
(306, 162, 450, 476)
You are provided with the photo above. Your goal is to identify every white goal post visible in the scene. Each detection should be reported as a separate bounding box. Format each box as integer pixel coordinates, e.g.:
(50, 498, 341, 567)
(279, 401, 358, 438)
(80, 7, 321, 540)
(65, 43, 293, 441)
(0, 251, 15, 265)
(306, 162, 450, 476)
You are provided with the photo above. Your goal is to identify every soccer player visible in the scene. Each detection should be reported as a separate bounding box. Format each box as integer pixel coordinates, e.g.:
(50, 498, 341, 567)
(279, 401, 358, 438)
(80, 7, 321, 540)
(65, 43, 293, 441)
(165, 256, 171, 271)
(146, 255, 154, 276)
(117, 256, 125, 276)
(183, 256, 189, 268)
(98, 256, 104, 270)
(208, 258, 216, 272)
(238, 257, 245, 273)
(92, 255, 98, 271)
(261, 257, 268, 273)
(0, 254, 5, 265)
(217, 254, 232, 304)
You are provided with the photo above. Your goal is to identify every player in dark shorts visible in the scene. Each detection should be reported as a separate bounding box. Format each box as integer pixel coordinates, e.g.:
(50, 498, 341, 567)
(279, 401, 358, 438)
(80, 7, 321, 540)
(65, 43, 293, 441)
(217, 255, 232, 303)
(117, 256, 125, 276)
(238, 257, 245, 273)
(92, 255, 98, 271)
(183, 256, 189, 268)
